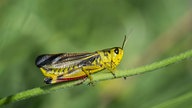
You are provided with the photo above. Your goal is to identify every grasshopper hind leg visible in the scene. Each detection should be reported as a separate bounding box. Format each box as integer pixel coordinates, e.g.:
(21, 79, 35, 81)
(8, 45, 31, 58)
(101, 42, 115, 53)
(44, 77, 52, 84)
(44, 77, 57, 84)
(82, 68, 94, 86)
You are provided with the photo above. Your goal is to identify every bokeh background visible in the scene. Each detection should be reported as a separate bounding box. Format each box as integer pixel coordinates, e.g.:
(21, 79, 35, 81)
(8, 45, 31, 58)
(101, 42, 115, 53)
(0, 0, 192, 108)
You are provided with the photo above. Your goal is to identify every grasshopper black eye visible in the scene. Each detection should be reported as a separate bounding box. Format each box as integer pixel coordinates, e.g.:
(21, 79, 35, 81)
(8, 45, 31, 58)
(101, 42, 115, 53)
(114, 48, 119, 54)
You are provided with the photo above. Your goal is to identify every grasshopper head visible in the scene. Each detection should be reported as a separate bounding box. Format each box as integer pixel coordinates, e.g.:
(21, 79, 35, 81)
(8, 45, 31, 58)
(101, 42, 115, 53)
(100, 47, 124, 69)
(110, 47, 124, 68)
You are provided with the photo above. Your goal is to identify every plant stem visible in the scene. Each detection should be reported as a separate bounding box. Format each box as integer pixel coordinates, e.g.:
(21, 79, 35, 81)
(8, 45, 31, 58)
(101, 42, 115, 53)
(152, 91, 192, 108)
(0, 49, 192, 106)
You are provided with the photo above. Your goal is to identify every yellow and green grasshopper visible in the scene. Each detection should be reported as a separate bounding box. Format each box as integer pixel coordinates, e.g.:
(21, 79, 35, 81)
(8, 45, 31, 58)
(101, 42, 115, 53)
(35, 36, 127, 84)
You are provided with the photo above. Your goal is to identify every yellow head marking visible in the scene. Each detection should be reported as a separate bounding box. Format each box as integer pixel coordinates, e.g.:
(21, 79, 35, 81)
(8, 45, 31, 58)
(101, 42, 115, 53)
(110, 47, 124, 69)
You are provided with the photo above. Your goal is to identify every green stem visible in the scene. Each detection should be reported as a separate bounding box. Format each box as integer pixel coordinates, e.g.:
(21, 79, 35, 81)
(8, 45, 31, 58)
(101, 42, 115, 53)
(0, 49, 192, 106)
(152, 91, 192, 108)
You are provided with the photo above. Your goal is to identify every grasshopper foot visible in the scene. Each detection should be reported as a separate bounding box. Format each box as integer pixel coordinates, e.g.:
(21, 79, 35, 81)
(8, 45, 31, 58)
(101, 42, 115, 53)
(88, 81, 95, 86)
(112, 73, 117, 78)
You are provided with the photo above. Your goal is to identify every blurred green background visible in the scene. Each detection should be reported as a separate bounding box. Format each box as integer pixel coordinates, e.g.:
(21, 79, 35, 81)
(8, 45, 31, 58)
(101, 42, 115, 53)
(0, 0, 192, 108)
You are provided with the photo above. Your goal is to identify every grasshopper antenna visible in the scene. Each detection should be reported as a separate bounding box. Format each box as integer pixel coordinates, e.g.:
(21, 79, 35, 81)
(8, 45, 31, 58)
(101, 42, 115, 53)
(122, 35, 128, 49)
(121, 29, 133, 49)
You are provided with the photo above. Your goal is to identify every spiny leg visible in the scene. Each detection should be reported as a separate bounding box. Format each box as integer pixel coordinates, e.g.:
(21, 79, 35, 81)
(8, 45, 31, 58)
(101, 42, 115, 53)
(81, 65, 102, 85)
(108, 68, 117, 78)
(109, 69, 127, 80)
(108, 67, 127, 80)
(106, 61, 125, 79)
(105, 62, 117, 78)
(82, 68, 94, 85)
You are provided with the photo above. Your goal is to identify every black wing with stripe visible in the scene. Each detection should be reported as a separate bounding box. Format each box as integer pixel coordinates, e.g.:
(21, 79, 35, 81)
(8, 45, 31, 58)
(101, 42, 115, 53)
(35, 52, 100, 69)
